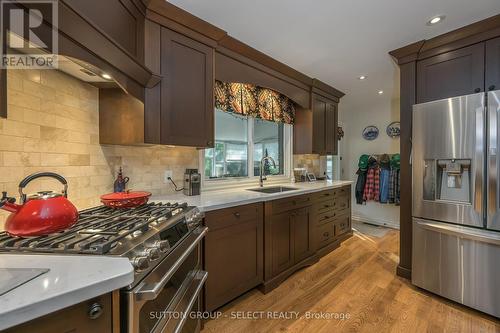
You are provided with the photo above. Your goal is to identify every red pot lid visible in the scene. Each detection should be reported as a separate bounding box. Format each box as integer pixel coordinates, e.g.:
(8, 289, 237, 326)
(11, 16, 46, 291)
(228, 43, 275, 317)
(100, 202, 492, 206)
(100, 191, 152, 201)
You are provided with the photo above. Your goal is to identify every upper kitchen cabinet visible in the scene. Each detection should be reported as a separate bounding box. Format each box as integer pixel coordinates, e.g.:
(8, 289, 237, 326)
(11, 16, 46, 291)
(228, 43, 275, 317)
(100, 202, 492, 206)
(159, 28, 215, 147)
(486, 37, 500, 91)
(312, 95, 338, 155)
(416, 43, 485, 103)
(295, 80, 343, 156)
(62, 0, 145, 60)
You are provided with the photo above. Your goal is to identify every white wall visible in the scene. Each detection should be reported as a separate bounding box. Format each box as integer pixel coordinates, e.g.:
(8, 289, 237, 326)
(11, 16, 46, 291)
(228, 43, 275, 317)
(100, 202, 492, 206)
(339, 97, 400, 229)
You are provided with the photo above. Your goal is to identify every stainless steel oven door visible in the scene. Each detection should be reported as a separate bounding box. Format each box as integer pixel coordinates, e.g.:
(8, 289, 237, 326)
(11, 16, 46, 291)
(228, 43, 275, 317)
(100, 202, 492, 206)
(123, 226, 208, 333)
(412, 93, 485, 228)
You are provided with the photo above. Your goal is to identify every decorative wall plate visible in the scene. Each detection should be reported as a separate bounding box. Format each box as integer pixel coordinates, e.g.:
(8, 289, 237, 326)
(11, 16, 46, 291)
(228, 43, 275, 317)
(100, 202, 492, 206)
(362, 125, 379, 140)
(386, 121, 400, 138)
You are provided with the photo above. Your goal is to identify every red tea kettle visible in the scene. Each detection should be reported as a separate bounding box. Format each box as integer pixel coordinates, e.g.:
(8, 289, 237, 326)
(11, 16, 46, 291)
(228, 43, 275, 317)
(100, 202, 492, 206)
(1, 172, 79, 237)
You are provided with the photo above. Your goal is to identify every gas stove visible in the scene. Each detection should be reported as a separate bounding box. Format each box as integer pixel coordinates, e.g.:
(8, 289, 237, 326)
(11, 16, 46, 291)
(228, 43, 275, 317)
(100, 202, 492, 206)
(0, 202, 204, 289)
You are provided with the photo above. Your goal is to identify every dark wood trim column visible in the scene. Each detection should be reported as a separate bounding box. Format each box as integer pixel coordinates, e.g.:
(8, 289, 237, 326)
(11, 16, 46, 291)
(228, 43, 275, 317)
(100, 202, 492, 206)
(397, 61, 416, 280)
(0, 68, 6, 118)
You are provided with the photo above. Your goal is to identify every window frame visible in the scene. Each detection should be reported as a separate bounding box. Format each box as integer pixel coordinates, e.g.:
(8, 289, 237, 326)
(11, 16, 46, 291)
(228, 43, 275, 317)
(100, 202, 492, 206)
(200, 115, 293, 190)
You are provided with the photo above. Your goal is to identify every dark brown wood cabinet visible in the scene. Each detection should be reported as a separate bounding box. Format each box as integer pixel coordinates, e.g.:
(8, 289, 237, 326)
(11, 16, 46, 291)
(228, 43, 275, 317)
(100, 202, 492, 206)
(326, 102, 338, 155)
(312, 95, 327, 154)
(486, 37, 500, 91)
(416, 43, 485, 103)
(263, 195, 316, 291)
(296, 93, 339, 156)
(160, 28, 215, 147)
(312, 186, 352, 256)
(63, 0, 144, 59)
(203, 187, 352, 298)
(268, 210, 295, 277)
(292, 207, 315, 263)
(203, 203, 263, 311)
(3, 293, 116, 333)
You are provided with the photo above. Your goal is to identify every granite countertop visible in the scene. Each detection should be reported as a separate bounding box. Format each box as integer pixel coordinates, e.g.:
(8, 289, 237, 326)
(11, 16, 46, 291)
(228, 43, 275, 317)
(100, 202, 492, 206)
(0, 254, 133, 330)
(152, 180, 353, 212)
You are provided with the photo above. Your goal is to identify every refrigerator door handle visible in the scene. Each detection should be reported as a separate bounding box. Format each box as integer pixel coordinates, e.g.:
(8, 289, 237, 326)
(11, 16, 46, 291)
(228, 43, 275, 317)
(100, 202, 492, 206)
(473, 96, 485, 217)
(488, 90, 499, 229)
(415, 219, 500, 246)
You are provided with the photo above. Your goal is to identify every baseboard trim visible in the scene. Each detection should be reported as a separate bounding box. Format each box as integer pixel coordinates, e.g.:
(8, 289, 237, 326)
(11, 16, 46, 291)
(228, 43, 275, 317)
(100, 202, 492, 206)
(397, 265, 412, 280)
(352, 214, 400, 230)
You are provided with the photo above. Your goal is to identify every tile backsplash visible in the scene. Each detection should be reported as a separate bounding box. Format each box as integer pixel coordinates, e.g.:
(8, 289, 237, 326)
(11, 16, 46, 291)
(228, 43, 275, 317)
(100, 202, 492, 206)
(0, 69, 198, 228)
(293, 154, 322, 176)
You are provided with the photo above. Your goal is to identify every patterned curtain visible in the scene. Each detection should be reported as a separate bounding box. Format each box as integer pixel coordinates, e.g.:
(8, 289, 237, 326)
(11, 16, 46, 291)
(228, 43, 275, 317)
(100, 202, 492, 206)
(215, 80, 295, 124)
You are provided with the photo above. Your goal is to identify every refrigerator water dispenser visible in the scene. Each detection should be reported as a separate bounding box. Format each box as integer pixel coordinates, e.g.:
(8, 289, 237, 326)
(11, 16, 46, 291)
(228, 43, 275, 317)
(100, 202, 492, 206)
(423, 159, 471, 203)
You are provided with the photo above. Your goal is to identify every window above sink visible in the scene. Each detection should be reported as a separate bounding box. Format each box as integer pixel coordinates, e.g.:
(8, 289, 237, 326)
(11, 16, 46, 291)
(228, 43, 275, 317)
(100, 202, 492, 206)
(201, 109, 293, 188)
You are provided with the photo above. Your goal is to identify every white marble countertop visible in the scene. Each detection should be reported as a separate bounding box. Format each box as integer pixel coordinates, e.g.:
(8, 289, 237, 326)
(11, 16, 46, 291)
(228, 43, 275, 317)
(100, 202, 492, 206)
(152, 180, 353, 212)
(0, 254, 133, 330)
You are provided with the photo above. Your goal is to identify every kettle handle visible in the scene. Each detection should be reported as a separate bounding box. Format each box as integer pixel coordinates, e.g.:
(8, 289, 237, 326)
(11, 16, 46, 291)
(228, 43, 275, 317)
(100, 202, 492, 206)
(18, 172, 69, 202)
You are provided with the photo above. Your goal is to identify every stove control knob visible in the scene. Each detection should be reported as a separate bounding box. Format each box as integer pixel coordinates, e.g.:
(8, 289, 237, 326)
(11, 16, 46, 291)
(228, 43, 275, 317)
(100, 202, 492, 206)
(152, 240, 170, 252)
(140, 248, 161, 260)
(130, 256, 149, 271)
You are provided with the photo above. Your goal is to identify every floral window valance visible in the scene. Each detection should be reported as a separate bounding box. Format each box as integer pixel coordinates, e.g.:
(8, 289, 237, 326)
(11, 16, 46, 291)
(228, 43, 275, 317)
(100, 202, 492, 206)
(215, 80, 295, 124)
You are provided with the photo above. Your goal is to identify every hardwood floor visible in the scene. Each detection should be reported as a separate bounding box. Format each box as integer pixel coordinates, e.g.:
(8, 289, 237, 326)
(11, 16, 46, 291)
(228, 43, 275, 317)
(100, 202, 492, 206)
(202, 226, 500, 333)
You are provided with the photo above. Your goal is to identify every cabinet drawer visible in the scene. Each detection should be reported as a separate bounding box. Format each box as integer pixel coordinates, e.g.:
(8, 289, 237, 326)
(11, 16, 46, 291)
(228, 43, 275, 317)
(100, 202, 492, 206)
(314, 199, 335, 215)
(205, 203, 262, 231)
(271, 194, 312, 214)
(313, 190, 335, 203)
(316, 210, 338, 225)
(334, 215, 351, 237)
(316, 222, 335, 249)
(334, 186, 350, 198)
(333, 195, 350, 212)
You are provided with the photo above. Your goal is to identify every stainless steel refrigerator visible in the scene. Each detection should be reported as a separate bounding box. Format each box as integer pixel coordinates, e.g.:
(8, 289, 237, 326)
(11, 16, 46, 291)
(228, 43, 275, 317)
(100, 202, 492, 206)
(412, 90, 500, 318)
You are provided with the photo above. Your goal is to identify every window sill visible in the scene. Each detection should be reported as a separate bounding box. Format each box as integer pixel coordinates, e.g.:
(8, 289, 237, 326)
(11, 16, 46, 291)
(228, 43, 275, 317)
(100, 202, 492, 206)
(202, 175, 294, 192)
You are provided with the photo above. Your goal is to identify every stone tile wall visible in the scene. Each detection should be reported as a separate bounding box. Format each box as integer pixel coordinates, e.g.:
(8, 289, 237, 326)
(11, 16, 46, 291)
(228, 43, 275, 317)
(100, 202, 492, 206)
(0, 69, 198, 228)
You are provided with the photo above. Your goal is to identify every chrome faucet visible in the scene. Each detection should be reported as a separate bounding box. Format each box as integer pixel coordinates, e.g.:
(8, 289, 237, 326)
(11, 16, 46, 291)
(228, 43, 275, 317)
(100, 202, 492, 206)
(259, 156, 276, 187)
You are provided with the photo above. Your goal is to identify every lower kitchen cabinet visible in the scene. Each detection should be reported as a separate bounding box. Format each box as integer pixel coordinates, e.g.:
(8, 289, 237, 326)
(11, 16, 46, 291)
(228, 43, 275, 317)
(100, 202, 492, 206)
(263, 196, 316, 292)
(203, 203, 263, 312)
(313, 185, 353, 257)
(203, 185, 352, 302)
(292, 207, 315, 263)
(2, 293, 116, 333)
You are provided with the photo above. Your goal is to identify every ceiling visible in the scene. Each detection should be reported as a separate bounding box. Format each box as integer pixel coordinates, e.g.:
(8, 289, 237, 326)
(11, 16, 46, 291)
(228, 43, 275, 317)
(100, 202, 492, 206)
(169, 0, 500, 112)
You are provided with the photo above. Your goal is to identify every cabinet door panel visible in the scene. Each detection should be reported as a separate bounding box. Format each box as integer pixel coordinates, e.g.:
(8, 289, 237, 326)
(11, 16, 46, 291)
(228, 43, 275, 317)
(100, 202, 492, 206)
(270, 211, 294, 276)
(325, 102, 338, 155)
(160, 28, 214, 147)
(417, 43, 485, 103)
(204, 217, 263, 311)
(293, 207, 314, 263)
(312, 97, 326, 154)
(486, 37, 500, 92)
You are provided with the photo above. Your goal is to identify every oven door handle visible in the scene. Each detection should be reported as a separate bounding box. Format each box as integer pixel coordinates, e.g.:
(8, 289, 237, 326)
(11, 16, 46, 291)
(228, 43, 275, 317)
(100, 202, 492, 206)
(173, 271, 207, 333)
(135, 226, 208, 301)
(153, 270, 208, 333)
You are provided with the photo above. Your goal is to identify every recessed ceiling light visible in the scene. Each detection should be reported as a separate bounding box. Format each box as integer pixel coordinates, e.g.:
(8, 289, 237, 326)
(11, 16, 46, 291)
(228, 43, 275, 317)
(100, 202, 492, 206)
(101, 73, 112, 80)
(427, 15, 445, 26)
(378, 90, 384, 95)
(358, 75, 367, 80)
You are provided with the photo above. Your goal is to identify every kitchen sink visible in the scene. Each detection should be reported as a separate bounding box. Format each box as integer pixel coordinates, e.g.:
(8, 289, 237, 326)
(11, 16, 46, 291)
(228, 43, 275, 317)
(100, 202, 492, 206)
(247, 186, 298, 194)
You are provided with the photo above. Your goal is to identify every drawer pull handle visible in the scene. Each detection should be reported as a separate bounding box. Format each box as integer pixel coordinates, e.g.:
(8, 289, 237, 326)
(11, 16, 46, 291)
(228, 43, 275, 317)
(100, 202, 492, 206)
(324, 205, 330, 208)
(323, 193, 330, 196)
(233, 212, 240, 218)
(88, 302, 103, 320)
(323, 232, 329, 237)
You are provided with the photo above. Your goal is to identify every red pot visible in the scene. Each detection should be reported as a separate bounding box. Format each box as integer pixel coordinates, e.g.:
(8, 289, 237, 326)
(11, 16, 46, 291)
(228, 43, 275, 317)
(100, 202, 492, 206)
(100, 190, 151, 208)
(2, 172, 79, 237)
